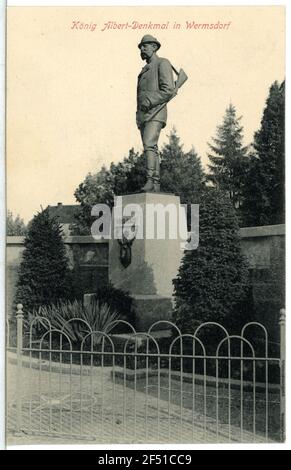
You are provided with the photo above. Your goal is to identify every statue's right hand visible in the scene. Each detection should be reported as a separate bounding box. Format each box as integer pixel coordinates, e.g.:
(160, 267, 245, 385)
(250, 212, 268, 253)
(140, 97, 151, 112)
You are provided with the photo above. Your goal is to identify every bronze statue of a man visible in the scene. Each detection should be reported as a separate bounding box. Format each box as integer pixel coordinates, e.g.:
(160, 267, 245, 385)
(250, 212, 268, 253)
(136, 35, 176, 192)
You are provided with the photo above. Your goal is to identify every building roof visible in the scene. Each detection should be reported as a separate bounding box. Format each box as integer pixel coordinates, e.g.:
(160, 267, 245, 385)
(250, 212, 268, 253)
(47, 203, 81, 224)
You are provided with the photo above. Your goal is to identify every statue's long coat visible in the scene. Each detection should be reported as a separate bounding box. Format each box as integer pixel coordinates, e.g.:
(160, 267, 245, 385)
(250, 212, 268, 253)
(136, 54, 175, 129)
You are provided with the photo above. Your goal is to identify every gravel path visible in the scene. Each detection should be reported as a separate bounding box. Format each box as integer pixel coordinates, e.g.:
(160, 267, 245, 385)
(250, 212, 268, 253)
(6, 359, 279, 445)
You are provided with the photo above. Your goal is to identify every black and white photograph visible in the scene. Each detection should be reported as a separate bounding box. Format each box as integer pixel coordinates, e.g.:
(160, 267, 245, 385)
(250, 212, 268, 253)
(3, 2, 286, 449)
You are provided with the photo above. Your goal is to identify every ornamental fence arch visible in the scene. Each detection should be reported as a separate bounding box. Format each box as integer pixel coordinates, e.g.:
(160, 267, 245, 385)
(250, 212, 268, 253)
(6, 305, 285, 444)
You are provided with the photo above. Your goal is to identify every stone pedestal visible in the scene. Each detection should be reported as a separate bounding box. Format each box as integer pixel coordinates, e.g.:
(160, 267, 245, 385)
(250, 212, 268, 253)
(109, 192, 187, 331)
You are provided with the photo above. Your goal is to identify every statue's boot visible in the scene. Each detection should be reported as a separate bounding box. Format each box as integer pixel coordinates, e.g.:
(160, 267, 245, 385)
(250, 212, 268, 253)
(153, 176, 160, 193)
(153, 154, 161, 192)
(141, 151, 156, 192)
(141, 168, 155, 192)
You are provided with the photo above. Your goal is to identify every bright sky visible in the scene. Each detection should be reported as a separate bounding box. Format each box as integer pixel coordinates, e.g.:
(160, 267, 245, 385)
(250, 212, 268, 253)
(6, 5, 285, 222)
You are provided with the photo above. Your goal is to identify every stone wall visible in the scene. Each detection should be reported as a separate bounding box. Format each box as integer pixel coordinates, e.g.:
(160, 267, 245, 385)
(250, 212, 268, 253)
(239, 224, 285, 341)
(6, 225, 285, 338)
(6, 236, 108, 317)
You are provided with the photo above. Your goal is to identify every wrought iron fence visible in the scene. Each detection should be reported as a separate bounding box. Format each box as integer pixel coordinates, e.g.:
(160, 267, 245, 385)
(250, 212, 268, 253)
(6, 304, 286, 444)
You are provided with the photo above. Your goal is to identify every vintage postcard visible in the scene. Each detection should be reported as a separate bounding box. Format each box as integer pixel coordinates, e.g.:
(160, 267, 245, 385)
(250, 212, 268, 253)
(5, 3, 286, 449)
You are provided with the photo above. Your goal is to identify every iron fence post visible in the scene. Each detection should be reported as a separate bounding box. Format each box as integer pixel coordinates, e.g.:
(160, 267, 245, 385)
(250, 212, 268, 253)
(279, 308, 286, 442)
(6, 316, 10, 349)
(16, 304, 24, 434)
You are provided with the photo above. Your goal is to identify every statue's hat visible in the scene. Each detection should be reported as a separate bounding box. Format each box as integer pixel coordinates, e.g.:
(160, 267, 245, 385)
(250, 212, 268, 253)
(138, 35, 161, 50)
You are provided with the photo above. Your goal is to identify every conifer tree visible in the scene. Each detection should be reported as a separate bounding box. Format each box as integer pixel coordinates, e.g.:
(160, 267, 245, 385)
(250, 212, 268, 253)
(160, 128, 206, 205)
(207, 104, 249, 209)
(173, 190, 250, 331)
(241, 81, 285, 226)
(15, 208, 73, 313)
